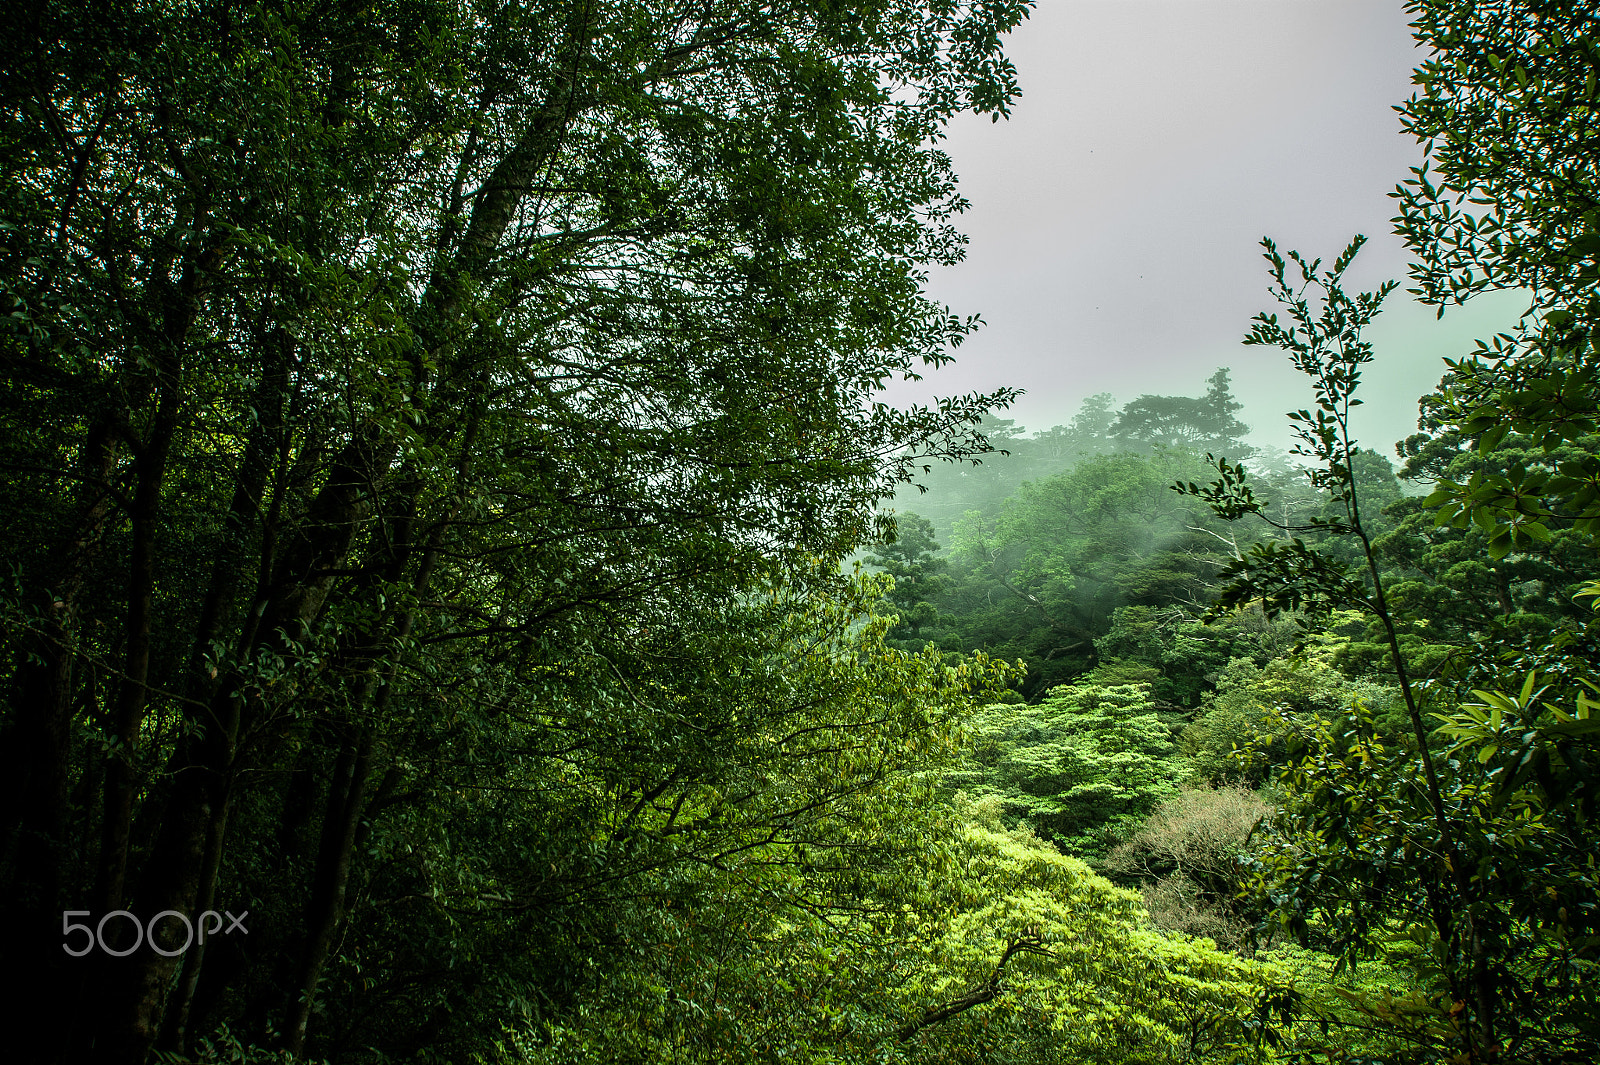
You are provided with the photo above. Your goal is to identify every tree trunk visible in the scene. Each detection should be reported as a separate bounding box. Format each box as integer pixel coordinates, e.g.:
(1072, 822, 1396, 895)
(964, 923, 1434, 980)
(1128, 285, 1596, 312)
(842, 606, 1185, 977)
(0, 417, 117, 873)
(284, 726, 375, 1057)
(90, 420, 389, 1065)
(155, 781, 234, 1055)
(95, 319, 186, 922)
(0, 417, 119, 1065)
(153, 327, 291, 1055)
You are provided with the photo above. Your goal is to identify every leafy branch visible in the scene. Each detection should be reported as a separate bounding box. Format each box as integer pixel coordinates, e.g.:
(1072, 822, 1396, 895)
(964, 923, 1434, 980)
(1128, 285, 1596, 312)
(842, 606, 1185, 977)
(1175, 234, 1461, 894)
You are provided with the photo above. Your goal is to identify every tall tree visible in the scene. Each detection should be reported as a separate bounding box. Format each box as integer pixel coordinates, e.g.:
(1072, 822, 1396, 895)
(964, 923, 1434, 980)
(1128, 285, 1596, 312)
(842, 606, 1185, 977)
(1029, 391, 1121, 468)
(865, 512, 955, 649)
(1113, 395, 1206, 453)
(1394, 0, 1600, 552)
(1112, 368, 1253, 458)
(0, 2, 1031, 1061)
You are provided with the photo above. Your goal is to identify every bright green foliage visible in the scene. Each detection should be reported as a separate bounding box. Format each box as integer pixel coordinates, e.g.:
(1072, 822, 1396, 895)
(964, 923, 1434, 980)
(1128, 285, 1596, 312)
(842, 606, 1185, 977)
(436, 579, 1025, 1064)
(1182, 652, 1402, 787)
(476, 787, 1291, 1065)
(953, 683, 1183, 858)
(897, 801, 1295, 1065)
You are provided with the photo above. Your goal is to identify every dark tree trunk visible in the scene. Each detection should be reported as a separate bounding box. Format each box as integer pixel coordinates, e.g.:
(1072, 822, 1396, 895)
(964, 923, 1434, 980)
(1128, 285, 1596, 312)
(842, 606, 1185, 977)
(95, 308, 187, 921)
(0, 417, 120, 1065)
(154, 325, 292, 1055)
(91, 422, 389, 1065)
(284, 726, 375, 1057)
(155, 779, 234, 1054)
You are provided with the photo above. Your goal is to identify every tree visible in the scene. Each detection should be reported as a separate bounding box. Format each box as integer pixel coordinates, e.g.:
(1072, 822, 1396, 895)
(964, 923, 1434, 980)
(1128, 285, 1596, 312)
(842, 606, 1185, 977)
(945, 449, 1233, 693)
(1382, 414, 1600, 642)
(1102, 785, 1272, 952)
(1394, 0, 1600, 554)
(1240, 683, 1600, 1064)
(952, 682, 1184, 858)
(865, 512, 956, 648)
(1030, 391, 1121, 468)
(0, 2, 1032, 1061)
(1177, 238, 1429, 741)
(1184, 227, 1600, 1061)
(1089, 605, 1258, 711)
(889, 797, 1296, 1065)
(890, 381, 1251, 548)
(1179, 650, 1402, 787)
(453, 574, 1025, 1064)
(1113, 368, 1253, 458)
(1175, 235, 1536, 1057)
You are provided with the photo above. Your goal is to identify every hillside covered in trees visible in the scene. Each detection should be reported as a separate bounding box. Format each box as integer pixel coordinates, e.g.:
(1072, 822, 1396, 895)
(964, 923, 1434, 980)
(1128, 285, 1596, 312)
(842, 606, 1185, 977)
(2, 2, 1597, 1064)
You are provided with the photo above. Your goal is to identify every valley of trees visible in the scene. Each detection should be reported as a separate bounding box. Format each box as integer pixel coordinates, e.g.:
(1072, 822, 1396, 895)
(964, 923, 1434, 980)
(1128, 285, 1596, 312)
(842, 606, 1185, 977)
(1, 1, 1596, 1063)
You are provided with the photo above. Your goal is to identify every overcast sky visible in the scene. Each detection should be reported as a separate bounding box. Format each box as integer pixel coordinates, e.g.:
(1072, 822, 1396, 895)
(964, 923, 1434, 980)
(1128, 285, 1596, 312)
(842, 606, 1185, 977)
(892, 0, 1527, 459)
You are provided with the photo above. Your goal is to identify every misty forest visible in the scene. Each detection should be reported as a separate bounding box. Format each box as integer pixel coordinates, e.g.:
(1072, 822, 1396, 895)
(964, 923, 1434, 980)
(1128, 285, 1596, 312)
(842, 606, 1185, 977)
(2, 1, 1598, 1063)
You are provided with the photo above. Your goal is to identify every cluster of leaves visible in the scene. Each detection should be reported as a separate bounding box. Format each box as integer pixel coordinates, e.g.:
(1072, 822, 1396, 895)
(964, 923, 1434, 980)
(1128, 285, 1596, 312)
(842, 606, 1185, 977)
(496, 790, 1299, 1065)
(1395, 0, 1600, 553)
(1386, 401, 1600, 649)
(1239, 674, 1600, 1063)
(1180, 649, 1404, 788)
(949, 682, 1184, 858)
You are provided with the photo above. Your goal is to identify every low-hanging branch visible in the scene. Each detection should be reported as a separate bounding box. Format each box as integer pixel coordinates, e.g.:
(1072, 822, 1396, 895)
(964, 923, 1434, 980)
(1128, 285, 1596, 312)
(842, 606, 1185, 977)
(896, 932, 1053, 1042)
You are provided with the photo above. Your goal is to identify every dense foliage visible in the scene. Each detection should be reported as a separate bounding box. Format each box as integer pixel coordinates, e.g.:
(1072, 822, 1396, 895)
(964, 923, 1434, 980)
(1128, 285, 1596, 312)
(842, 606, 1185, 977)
(4, 1, 1598, 1064)
(0, 1, 1040, 1061)
(953, 682, 1183, 858)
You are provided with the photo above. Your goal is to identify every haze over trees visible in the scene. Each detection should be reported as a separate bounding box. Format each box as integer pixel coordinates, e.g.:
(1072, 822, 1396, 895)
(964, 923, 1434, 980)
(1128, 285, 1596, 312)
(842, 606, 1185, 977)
(2, 1, 1598, 1064)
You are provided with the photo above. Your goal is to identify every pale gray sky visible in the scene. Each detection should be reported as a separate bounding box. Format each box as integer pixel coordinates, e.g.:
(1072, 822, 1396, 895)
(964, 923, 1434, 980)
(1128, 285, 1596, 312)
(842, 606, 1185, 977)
(894, 0, 1526, 458)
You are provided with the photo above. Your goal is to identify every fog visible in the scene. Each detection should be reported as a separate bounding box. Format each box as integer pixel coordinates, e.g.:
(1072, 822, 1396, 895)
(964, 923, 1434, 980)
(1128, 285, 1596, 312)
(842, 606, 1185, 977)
(888, 0, 1529, 456)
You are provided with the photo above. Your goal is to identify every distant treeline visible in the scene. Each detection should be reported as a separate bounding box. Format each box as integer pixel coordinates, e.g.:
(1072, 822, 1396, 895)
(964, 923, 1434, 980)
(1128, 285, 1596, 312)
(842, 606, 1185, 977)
(873, 367, 1597, 699)
(897, 368, 1254, 541)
